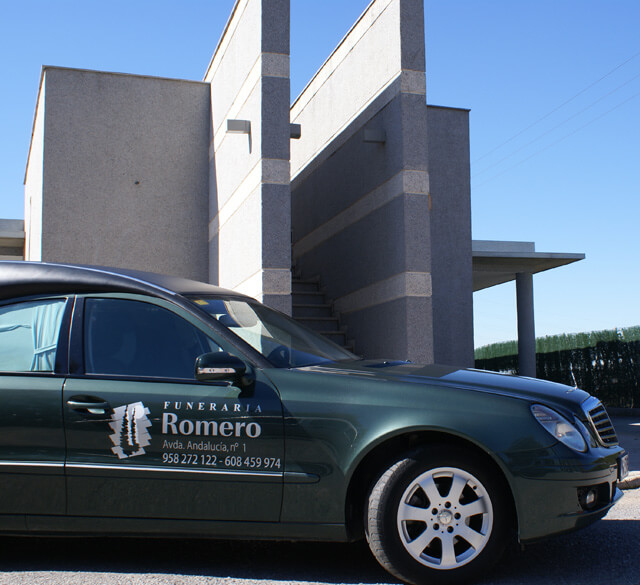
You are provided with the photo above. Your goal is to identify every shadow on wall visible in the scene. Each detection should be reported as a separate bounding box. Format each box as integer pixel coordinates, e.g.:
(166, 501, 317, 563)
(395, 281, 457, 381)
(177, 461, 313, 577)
(208, 124, 220, 287)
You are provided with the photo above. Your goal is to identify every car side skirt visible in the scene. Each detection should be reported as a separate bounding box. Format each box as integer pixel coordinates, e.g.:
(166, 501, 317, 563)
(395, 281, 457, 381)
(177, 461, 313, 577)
(0, 515, 350, 542)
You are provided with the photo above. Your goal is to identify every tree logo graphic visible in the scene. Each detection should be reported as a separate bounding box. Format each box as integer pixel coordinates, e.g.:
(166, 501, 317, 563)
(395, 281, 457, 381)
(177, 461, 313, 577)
(109, 401, 152, 459)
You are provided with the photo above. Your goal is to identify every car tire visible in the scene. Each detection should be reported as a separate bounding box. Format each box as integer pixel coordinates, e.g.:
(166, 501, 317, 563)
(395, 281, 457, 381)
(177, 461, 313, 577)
(366, 446, 511, 585)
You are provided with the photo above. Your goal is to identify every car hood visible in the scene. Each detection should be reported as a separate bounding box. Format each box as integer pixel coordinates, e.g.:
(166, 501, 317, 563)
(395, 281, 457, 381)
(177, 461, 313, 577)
(303, 359, 591, 409)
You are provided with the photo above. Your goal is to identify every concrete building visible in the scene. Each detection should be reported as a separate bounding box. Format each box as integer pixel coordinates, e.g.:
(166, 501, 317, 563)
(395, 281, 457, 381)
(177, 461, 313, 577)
(17, 0, 583, 373)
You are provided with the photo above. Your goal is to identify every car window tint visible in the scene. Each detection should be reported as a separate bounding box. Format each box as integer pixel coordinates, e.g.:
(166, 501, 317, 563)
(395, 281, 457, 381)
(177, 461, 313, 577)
(84, 298, 221, 379)
(0, 299, 66, 372)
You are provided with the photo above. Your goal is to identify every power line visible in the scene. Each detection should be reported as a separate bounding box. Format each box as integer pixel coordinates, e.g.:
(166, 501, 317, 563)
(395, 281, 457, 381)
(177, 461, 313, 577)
(473, 71, 640, 178)
(472, 90, 640, 190)
(472, 50, 640, 164)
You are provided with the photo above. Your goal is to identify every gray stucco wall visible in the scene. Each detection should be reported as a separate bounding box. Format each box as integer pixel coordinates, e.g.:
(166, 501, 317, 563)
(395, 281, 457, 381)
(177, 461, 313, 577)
(291, 0, 433, 362)
(205, 0, 292, 313)
(427, 106, 474, 367)
(26, 67, 210, 281)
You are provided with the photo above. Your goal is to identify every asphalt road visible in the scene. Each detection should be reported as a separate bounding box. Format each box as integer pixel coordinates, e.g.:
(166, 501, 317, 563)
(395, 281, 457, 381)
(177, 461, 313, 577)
(0, 488, 637, 585)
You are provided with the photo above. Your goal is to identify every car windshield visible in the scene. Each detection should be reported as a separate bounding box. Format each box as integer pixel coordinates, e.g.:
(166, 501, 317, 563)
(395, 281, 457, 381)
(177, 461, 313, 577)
(188, 296, 358, 368)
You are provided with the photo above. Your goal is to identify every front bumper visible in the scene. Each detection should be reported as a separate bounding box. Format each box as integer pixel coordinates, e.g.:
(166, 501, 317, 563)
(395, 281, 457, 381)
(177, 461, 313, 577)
(508, 447, 626, 543)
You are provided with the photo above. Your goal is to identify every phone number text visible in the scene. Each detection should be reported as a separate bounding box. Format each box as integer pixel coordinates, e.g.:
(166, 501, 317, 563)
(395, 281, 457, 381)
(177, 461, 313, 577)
(161, 453, 281, 469)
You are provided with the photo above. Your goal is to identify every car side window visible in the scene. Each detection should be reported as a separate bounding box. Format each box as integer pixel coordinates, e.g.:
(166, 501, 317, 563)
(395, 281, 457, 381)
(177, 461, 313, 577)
(0, 299, 67, 373)
(84, 298, 221, 379)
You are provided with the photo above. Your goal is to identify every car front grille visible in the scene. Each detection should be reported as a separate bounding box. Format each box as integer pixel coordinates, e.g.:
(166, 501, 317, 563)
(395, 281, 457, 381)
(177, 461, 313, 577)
(585, 400, 618, 447)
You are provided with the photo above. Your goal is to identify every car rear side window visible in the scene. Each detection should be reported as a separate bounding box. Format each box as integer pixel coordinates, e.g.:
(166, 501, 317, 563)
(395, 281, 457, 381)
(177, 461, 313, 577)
(84, 298, 221, 379)
(0, 299, 66, 372)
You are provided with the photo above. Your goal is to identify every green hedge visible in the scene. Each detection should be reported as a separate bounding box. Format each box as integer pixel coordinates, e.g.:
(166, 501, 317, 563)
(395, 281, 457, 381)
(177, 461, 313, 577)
(474, 326, 640, 408)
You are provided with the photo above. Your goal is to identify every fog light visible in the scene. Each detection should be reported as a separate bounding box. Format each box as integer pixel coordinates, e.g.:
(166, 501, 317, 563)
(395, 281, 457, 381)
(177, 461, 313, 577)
(578, 484, 607, 511)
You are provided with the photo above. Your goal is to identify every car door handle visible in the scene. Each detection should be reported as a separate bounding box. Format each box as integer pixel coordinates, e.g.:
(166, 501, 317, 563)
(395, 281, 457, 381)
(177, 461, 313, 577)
(67, 398, 111, 415)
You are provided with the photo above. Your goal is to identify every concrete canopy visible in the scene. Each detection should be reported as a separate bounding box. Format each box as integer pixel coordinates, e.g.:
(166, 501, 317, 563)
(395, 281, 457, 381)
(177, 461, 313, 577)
(472, 240, 585, 378)
(0, 220, 25, 261)
(472, 240, 585, 292)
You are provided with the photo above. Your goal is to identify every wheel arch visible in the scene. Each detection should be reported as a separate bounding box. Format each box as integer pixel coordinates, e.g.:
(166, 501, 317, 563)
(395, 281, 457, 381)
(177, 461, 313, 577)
(344, 429, 518, 541)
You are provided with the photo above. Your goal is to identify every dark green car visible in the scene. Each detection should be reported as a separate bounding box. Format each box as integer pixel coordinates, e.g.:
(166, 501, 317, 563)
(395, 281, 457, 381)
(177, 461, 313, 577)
(0, 261, 628, 584)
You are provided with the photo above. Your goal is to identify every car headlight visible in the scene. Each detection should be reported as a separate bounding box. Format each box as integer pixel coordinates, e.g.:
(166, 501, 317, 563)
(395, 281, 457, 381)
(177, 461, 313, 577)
(531, 404, 588, 453)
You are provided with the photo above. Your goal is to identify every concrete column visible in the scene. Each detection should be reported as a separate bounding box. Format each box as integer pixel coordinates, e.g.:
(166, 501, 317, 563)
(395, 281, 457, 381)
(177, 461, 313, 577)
(206, 0, 292, 314)
(428, 106, 474, 368)
(516, 272, 536, 377)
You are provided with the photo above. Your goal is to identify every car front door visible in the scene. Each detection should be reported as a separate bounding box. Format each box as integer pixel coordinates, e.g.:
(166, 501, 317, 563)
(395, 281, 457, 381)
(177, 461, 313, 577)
(0, 296, 70, 520)
(63, 294, 284, 522)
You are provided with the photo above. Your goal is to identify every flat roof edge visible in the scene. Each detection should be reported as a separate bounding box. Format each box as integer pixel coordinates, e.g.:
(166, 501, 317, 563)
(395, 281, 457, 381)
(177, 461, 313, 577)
(472, 251, 586, 261)
(427, 104, 471, 112)
(39, 65, 206, 86)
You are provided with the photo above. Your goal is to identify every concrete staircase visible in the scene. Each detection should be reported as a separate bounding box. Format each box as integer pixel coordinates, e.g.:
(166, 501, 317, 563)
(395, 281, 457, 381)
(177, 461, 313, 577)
(291, 275, 355, 353)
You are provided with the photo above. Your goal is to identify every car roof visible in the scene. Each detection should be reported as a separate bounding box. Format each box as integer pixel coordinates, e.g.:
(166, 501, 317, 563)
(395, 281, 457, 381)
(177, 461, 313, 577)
(0, 261, 247, 302)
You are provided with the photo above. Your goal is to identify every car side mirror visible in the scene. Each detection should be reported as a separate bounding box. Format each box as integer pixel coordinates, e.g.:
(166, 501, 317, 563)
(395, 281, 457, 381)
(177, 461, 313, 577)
(195, 352, 255, 390)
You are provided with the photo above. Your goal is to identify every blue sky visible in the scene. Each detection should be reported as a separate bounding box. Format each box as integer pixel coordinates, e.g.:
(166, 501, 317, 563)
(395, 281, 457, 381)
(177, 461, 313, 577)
(1, 0, 638, 348)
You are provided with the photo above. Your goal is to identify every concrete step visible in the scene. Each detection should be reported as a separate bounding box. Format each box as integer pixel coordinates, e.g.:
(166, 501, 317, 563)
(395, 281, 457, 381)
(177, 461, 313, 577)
(291, 269, 355, 353)
(292, 291, 326, 305)
(319, 330, 348, 346)
(296, 316, 341, 333)
(292, 303, 334, 319)
(291, 279, 321, 294)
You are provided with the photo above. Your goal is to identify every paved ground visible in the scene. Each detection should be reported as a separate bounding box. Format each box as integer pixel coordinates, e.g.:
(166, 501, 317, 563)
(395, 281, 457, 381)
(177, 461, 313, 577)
(0, 488, 637, 585)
